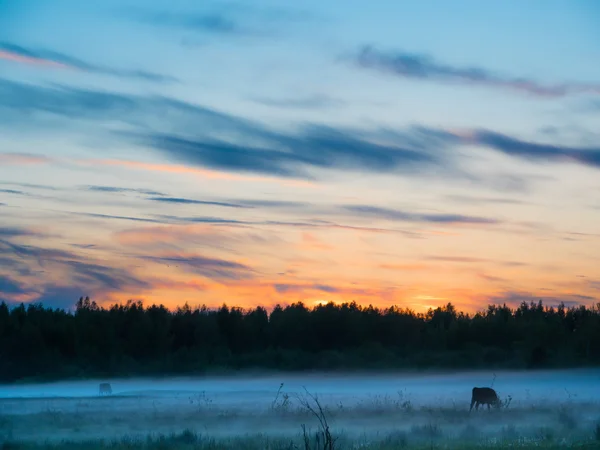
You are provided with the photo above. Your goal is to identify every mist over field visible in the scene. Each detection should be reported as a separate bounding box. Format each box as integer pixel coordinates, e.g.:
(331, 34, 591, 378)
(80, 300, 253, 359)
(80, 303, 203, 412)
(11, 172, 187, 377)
(2, 369, 600, 447)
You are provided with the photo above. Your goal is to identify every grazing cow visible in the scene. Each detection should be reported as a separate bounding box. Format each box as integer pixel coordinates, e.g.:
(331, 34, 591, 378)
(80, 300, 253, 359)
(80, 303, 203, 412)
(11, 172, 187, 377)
(99, 382, 112, 396)
(469, 387, 499, 411)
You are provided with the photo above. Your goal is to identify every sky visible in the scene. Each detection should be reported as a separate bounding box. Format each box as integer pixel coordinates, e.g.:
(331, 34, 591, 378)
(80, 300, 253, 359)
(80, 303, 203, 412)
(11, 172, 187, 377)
(1, 0, 599, 313)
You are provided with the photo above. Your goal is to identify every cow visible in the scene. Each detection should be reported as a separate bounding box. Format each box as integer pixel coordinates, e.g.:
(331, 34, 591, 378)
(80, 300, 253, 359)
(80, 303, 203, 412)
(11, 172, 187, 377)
(469, 387, 499, 411)
(99, 382, 113, 396)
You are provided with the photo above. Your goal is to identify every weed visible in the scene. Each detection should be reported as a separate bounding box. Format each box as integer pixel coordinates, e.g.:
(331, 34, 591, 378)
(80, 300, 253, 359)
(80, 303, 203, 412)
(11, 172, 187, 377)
(297, 387, 337, 450)
(271, 382, 291, 414)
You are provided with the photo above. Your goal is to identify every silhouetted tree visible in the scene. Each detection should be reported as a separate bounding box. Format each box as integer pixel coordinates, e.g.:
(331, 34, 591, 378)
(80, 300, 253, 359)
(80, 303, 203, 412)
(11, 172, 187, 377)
(0, 298, 598, 382)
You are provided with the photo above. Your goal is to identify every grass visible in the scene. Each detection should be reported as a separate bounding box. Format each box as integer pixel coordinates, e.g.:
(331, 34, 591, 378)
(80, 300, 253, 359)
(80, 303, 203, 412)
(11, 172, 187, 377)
(2, 430, 600, 450)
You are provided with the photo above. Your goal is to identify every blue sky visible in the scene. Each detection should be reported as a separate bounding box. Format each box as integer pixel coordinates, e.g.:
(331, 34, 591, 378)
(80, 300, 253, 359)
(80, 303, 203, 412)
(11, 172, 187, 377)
(0, 0, 599, 312)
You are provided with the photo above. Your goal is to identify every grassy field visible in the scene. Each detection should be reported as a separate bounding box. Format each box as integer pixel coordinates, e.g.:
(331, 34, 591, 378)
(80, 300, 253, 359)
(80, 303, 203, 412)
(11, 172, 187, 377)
(1, 429, 600, 450)
(1, 382, 600, 449)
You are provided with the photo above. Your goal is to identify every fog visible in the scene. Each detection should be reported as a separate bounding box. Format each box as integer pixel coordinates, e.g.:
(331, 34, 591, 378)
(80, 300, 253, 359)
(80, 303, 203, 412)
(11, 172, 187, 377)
(1, 369, 600, 445)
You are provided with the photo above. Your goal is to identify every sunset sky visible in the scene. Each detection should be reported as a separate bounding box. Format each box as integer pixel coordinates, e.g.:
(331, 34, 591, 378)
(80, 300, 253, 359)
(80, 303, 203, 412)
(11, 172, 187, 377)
(1, 0, 599, 313)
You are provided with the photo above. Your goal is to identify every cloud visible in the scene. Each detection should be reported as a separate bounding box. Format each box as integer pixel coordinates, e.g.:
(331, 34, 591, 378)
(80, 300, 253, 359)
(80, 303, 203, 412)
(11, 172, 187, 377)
(82, 185, 166, 196)
(0, 227, 42, 238)
(0, 42, 176, 83)
(379, 263, 429, 271)
(142, 254, 254, 280)
(444, 195, 527, 206)
(0, 181, 58, 191)
(125, 4, 314, 37)
(427, 255, 527, 267)
(0, 274, 23, 295)
(155, 215, 247, 225)
(251, 94, 345, 109)
(0, 239, 81, 265)
(342, 205, 500, 225)
(146, 196, 310, 211)
(0, 80, 444, 178)
(61, 260, 149, 291)
(238, 199, 310, 208)
(146, 196, 249, 208)
(461, 129, 600, 168)
(3, 79, 598, 186)
(354, 45, 600, 98)
(274, 283, 339, 294)
(136, 125, 439, 179)
(427, 256, 488, 263)
(153, 214, 429, 237)
(72, 212, 163, 224)
(0, 152, 54, 165)
(0, 188, 28, 196)
(0, 232, 150, 307)
(133, 11, 247, 35)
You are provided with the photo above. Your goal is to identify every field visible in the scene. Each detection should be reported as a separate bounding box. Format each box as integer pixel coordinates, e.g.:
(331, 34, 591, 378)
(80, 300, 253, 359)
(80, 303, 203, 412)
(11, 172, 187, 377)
(1, 369, 600, 449)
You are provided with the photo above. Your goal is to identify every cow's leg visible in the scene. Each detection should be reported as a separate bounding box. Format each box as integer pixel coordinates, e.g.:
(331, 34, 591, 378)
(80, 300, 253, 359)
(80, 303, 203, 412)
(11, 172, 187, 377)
(487, 403, 491, 410)
(470, 397, 476, 412)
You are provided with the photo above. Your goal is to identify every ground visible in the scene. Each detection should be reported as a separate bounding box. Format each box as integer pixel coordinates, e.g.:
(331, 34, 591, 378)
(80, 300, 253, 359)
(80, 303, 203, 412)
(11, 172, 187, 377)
(1, 370, 600, 448)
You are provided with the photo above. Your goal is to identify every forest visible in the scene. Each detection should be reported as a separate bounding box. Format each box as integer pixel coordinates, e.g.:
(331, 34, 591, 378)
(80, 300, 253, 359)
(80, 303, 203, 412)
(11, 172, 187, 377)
(0, 297, 599, 382)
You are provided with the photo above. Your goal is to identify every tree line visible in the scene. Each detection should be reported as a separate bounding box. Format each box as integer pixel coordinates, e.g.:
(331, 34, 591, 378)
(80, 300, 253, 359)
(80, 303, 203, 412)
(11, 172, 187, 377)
(0, 297, 599, 382)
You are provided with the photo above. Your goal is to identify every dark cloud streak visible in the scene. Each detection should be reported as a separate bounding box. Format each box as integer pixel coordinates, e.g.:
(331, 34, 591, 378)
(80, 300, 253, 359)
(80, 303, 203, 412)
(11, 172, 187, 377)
(83, 185, 166, 196)
(2, 79, 599, 187)
(355, 45, 600, 98)
(147, 197, 250, 208)
(143, 254, 254, 280)
(0, 42, 176, 83)
(343, 205, 500, 225)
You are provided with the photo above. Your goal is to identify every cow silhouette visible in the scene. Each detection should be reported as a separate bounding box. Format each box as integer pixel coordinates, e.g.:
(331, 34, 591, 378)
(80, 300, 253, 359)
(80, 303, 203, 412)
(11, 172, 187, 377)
(469, 387, 499, 411)
(98, 382, 112, 396)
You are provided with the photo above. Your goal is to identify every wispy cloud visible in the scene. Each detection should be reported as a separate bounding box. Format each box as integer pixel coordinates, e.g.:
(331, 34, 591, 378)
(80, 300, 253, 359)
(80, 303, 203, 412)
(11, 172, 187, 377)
(136, 126, 439, 179)
(444, 195, 528, 206)
(354, 45, 600, 98)
(72, 212, 163, 224)
(239, 199, 310, 209)
(125, 3, 315, 38)
(342, 205, 500, 225)
(458, 129, 600, 168)
(143, 254, 254, 281)
(133, 11, 248, 35)
(0, 42, 176, 83)
(274, 282, 339, 294)
(0, 152, 54, 165)
(0, 274, 24, 295)
(82, 185, 166, 196)
(251, 94, 345, 109)
(0, 188, 28, 196)
(0, 227, 38, 238)
(379, 263, 429, 271)
(3, 79, 599, 187)
(427, 255, 527, 267)
(146, 196, 250, 209)
(0, 232, 150, 307)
